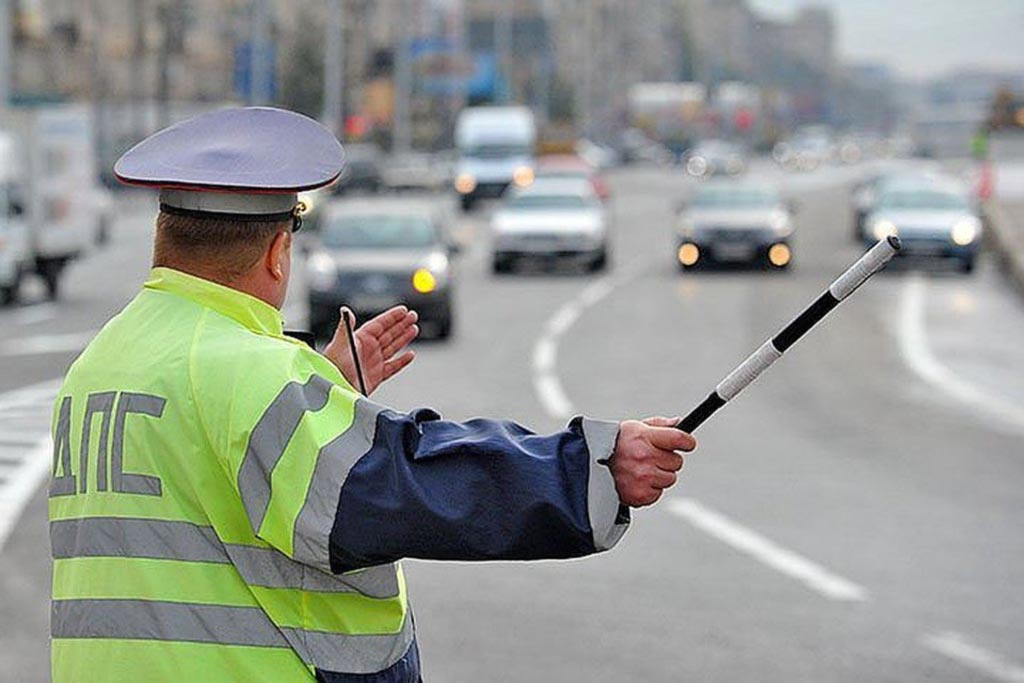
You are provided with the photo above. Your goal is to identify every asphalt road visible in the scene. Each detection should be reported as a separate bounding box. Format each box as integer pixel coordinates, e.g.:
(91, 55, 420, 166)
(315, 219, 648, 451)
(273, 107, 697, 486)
(1, 161, 1022, 682)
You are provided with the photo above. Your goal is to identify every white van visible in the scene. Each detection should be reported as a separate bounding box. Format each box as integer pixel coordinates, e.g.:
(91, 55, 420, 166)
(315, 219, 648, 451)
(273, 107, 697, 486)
(453, 106, 536, 211)
(0, 131, 29, 304)
(0, 105, 109, 304)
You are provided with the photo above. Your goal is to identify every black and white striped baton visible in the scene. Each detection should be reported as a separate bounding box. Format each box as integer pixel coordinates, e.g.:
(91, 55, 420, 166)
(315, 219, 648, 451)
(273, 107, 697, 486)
(676, 235, 901, 433)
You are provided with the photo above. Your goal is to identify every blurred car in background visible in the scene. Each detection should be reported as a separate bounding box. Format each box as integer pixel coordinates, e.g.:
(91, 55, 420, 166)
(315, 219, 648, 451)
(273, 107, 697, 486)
(86, 186, 115, 246)
(0, 184, 28, 305)
(685, 139, 747, 177)
(675, 181, 795, 270)
(306, 198, 459, 339)
(850, 170, 946, 242)
(334, 143, 384, 194)
(774, 128, 834, 171)
(381, 152, 445, 192)
(864, 176, 981, 272)
(0, 106, 107, 301)
(535, 154, 611, 201)
(453, 106, 536, 211)
(851, 172, 886, 241)
(618, 128, 674, 165)
(490, 177, 610, 274)
(575, 138, 619, 170)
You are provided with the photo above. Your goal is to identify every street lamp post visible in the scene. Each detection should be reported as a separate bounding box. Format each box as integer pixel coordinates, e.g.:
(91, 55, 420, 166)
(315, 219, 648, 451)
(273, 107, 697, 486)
(249, 0, 271, 105)
(0, 0, 10, 111)
(322, 0, 344, 137)
(393, 0, 412, 152)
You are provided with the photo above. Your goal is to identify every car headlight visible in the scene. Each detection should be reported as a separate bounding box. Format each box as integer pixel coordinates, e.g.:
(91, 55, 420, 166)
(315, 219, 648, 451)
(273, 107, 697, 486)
(770, 211, 792, 236)
(307, 252, 337, 291)
(686, 156, 708, 176)
(951, 217, 980, 246)
(412, 268, 437, 293)
(413, 252, 449, 293)
(512, 166, 534, 187)
(678, 243, 700, 266)
(455, 173, 477, 194)
(872, 219, 897, 241)
(424, 251, 449, 273)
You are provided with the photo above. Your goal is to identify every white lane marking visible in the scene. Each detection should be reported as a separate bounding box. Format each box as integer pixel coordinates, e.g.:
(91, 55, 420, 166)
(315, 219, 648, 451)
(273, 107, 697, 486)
(531, 271, 636, 420)
(667, 498, 869, 602)
(0, 330, 97, 357)
(10, 303, 57, 326)
(921, 632, 1024, 682)
(0, 439, 51, 552)
(899, 274, 1024, 431)
(0, 379, 60, 553)
(0, 379, 61, 411)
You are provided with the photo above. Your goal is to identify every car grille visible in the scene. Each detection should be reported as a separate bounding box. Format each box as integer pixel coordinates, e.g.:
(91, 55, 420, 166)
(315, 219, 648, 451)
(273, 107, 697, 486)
(336, 272, 409, 295)
(702, 226, 767, 241)
(896, 234, 954, 255)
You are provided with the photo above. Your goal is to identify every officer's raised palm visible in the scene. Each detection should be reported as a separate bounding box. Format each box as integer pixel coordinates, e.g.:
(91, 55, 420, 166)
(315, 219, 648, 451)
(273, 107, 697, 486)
(324, 306, 419, 395)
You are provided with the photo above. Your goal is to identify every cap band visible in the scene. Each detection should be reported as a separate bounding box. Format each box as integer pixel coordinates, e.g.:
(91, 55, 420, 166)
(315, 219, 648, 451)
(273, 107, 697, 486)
(159, 188, 298, 215)
(158, 203, 296, 224)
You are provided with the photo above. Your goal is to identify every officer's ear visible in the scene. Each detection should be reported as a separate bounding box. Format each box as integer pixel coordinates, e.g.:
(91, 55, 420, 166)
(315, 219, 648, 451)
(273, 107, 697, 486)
(265, 228, 292, 281)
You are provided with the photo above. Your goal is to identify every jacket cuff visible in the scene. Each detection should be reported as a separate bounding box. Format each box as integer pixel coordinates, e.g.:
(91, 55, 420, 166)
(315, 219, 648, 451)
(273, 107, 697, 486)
(580, 418, 630, 551)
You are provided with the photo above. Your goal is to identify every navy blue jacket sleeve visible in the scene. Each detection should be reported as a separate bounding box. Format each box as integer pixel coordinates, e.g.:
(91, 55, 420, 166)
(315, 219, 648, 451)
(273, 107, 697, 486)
(327, 407, 629, 573)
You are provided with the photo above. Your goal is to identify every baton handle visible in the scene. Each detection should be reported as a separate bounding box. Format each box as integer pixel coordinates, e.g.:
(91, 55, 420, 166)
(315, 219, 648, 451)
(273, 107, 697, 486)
(342, 310, 368, 396)
(675, 236, 900, 433)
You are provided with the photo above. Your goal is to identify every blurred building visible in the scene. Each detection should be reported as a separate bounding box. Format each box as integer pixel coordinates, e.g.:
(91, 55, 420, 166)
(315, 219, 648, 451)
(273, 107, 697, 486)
(4, 0, 872, 151)
(12, 0, 239, 103)
(683, 0, 836, 124)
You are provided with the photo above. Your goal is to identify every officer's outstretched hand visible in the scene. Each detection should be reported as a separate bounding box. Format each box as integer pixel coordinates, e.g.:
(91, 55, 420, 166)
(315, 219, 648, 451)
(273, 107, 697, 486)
(324, 306, 419, 395)
(610, 417, 696, 507)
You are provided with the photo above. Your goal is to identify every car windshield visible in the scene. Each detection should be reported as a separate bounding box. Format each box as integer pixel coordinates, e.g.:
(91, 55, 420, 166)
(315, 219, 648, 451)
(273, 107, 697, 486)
(323, 215, 436, 249)
(693, 143, 737, 157)
(507, 193, 592, 210)
(536, 169, 588, 179)
(692, 188, 778, 208)
(464, 143, 531, 158)
(878, 190, 968, 210)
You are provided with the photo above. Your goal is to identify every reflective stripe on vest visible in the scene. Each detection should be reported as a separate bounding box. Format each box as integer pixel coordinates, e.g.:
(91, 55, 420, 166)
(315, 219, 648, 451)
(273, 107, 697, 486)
(237, 379, 388, 573)
(293, 398, 389, 572)
(237, 374, 335, 534)
(52, 598, 415, 673)
(51, 516, 400, 598)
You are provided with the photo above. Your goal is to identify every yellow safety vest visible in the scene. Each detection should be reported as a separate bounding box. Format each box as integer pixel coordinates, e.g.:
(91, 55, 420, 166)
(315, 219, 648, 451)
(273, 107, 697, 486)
(50, 267, 412, 681)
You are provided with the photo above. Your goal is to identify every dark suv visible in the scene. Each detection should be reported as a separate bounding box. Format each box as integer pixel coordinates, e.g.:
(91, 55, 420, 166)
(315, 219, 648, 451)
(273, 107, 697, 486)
(306, 199, 458, 339)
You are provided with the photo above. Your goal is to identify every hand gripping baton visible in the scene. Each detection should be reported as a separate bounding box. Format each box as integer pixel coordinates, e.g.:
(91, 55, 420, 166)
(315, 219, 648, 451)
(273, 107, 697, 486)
(676, 236, 901, 433)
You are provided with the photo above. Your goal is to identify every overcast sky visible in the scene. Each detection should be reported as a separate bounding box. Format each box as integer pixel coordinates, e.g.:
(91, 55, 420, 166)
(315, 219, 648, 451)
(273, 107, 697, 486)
(748, 0, 1024, 80)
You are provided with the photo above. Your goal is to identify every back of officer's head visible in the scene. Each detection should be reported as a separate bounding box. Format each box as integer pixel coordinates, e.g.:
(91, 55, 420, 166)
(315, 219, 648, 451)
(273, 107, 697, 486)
(153, 210, 289, 284)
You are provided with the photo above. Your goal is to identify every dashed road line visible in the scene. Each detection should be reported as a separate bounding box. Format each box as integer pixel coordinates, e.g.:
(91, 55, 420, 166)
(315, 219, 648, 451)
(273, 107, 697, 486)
(8, 302, 58, 326)
(0, 379, 60, 552)
(667, 498, 869, 602)
(921, 631, 1024, 682)
(531, 270, 635, 420)
(899, 274, 1024, 432)
(0, 330, 97, 357)
(0, 436, 42, 448)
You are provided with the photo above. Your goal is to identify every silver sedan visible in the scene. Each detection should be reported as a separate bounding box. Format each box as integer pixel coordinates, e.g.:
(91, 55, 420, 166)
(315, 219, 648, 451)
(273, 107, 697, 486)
(490, 177, 610, 273)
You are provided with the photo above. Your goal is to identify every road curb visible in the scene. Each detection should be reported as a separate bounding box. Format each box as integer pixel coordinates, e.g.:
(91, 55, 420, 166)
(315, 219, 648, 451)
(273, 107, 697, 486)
(982, 200, 1024, 299)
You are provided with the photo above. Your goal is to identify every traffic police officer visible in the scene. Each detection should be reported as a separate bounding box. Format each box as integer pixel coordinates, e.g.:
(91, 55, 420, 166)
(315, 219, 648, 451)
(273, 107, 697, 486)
(49, 107, 695, 682)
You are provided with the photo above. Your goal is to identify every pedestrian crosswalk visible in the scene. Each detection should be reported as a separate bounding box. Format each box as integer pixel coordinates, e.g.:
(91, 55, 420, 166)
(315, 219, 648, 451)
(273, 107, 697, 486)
(0, 380, 59, 552)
